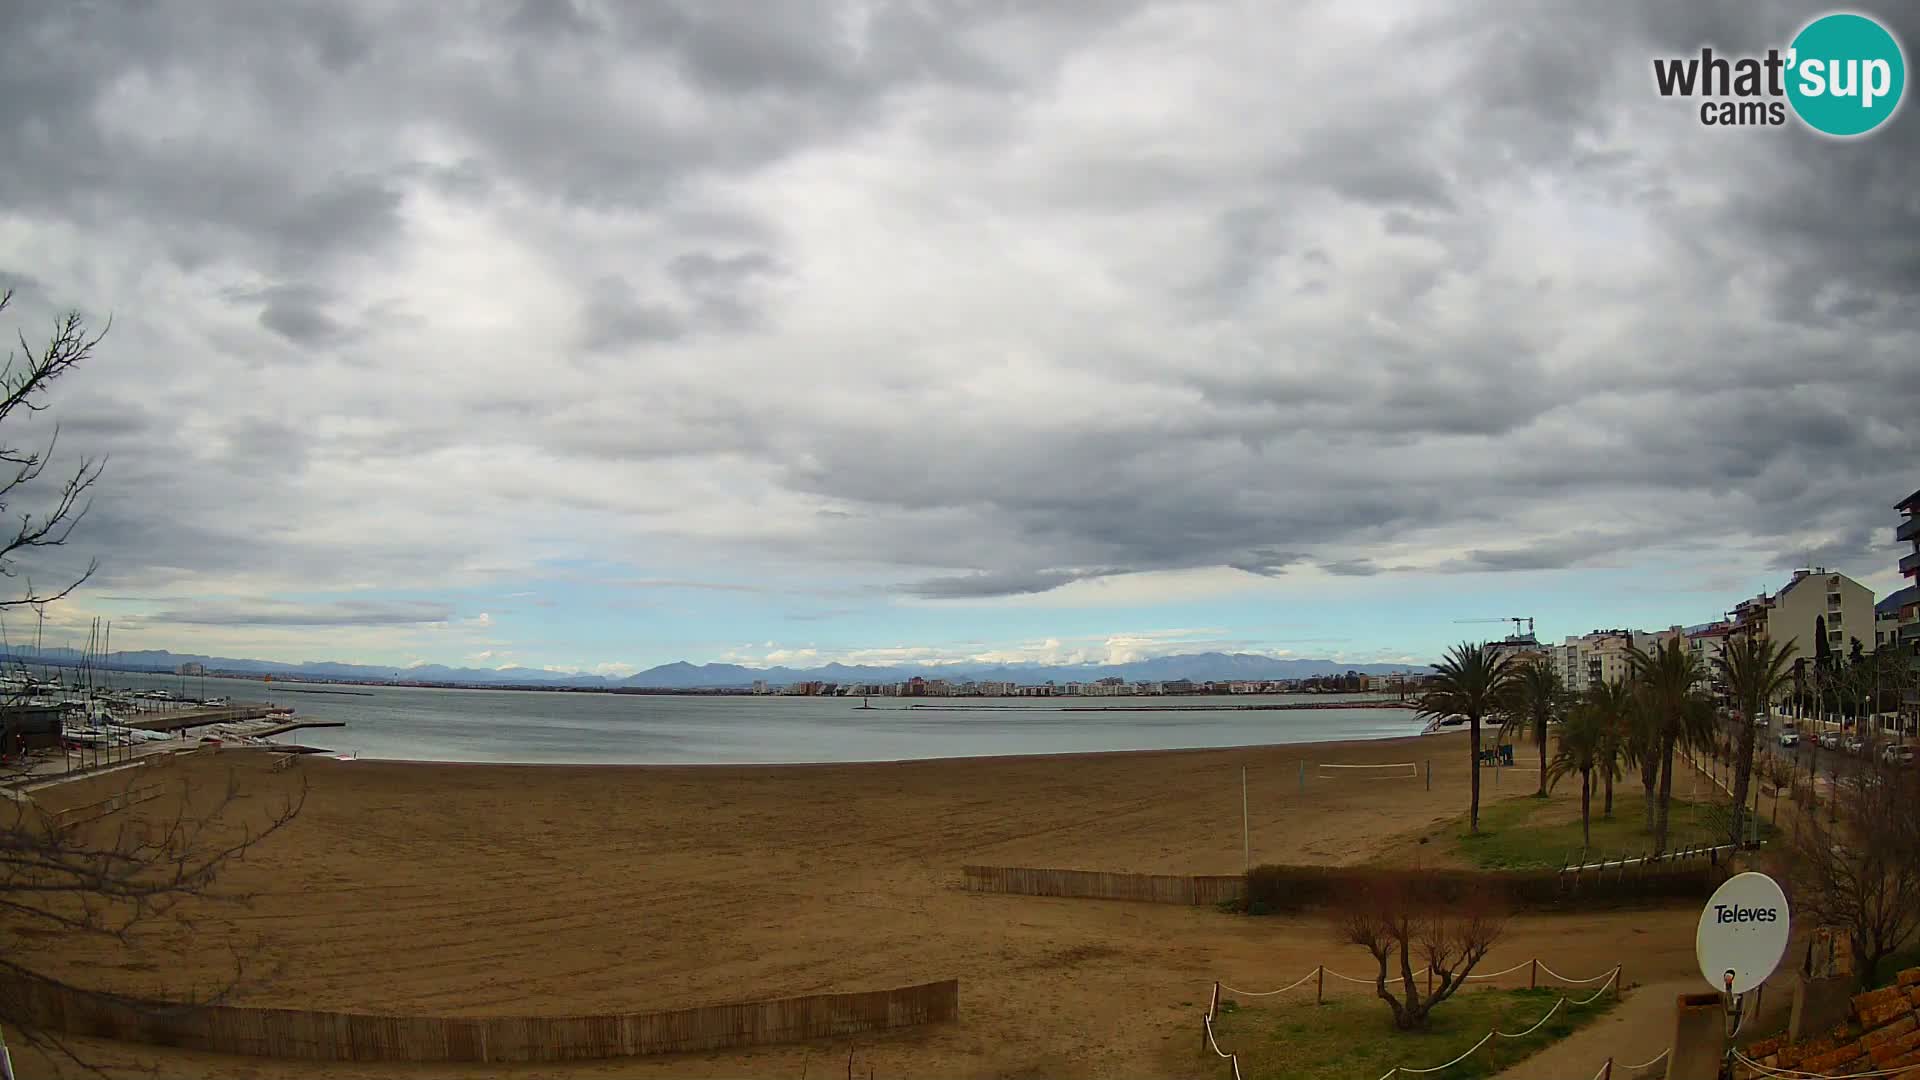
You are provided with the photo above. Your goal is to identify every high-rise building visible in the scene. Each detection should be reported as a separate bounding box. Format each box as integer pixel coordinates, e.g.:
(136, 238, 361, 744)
(1898, 488, 1920, 654)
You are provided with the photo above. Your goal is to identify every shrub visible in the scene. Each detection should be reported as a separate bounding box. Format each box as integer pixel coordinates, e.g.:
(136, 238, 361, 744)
(1242, 861, 1721, 914)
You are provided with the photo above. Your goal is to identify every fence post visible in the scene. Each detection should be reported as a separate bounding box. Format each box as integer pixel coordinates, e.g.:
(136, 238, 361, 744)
(1603, 1057, 1613, 1079)
(1615, 966, 1623, 1001)
(1530, 958, 1538, 990)
(1210, 981, 1219, 1021)
(1426, 759, 1431, 791)
(1317, 965, 1325, 1005)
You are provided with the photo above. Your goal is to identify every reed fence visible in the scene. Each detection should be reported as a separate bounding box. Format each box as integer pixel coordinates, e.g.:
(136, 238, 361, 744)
(961, 864, 1245, 905)
(0, 975, 958, 1062)
(55, 782, 165, 827)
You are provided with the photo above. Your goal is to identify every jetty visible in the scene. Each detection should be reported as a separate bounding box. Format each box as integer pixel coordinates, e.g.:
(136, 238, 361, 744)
(124, 702, 284, 733)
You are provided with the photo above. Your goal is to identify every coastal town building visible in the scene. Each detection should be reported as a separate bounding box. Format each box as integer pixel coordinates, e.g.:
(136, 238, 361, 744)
(1557, 629, 1656, 692)
(1877, 591, 1913, 653)
(1684, 622, 1733, 690)
(1899, 488, 1920, 652)
(1727, 567, 1876, 661)
(1484, 626, 1549, 668)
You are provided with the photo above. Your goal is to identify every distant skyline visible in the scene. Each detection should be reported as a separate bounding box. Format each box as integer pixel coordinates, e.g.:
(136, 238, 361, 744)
(2, 2, 1916, 676)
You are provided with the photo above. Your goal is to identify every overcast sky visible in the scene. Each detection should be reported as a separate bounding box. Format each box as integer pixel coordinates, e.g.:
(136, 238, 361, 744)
(2, 0, 1916, 675)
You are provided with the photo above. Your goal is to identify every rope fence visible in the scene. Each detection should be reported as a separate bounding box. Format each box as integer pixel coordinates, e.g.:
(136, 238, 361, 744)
(1621, 1048, 1670, 1071)
(1200, 1012, 1244, 1080)
(1372, 971, 1620, 1080)
(1732, 1048, 1914, 1079)
(1217, 957, 1621, 1001)
(1199, 962, 1622, 1080)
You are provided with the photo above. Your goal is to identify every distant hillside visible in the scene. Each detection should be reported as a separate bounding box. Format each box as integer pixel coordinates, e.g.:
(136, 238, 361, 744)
(0, 645, 1426, 690)
(619, 652, 1424, 689)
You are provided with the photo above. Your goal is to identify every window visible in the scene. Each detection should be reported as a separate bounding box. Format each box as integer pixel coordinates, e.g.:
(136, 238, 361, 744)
(1828, 629, 1843, 644)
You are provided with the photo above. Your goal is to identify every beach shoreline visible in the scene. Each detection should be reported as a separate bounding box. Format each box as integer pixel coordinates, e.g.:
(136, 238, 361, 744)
(308, 725, 1450, 772)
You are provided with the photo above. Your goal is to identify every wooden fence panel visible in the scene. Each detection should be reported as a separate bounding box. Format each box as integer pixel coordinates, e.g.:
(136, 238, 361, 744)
(0, 976, 958, 1063)
(961, 864, 1245, 905)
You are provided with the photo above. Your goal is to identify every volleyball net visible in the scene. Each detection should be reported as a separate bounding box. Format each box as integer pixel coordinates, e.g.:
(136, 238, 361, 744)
(1313, 762, 1420, 781)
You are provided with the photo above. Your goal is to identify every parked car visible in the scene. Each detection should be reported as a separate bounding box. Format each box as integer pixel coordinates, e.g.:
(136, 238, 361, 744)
(1845, 736, 1867, 755)
(1820, 732, 1843, 750)
(1752, 713, 1769, 728)
(1778, 731, 1800, 748)
(1881, 744, 1914, 765)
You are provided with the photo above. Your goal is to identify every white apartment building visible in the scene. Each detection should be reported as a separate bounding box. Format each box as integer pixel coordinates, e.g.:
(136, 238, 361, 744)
(1558, 629, 1657, 692)
(1729, 567, 1877, 661)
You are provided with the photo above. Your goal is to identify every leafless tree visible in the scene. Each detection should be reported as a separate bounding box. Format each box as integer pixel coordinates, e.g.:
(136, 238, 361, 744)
(0, 290, 106, 613)
(0, 292, 306, 1071)
(1763, 756, 1797, 829)
(1781, 763, 1920, 988)
(1335, 877, 1507, 1030)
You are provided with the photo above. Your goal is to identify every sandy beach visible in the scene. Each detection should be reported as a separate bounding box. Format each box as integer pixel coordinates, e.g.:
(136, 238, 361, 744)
(9, 731, 1715, 1079)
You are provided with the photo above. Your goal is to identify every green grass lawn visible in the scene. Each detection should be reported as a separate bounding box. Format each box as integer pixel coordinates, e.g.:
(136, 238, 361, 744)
(1201, 986, 1619, 1080)
(1452, 793, 1774, 871)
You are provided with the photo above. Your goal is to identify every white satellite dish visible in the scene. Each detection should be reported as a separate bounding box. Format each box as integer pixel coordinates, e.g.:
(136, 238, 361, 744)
(1696, 871, 1790, 995)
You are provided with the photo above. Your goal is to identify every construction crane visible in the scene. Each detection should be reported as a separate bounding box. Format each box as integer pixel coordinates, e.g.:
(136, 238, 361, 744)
(1453, 617, 1536, 639)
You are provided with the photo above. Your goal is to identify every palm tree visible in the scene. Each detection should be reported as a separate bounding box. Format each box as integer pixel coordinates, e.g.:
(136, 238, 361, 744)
(1582, 679, 1635, 817)
(1502, 658, 1565, 797)
(1417, 642, 1519, 834)
(1627, 638, 1714, 855)
(1547, 701, 1611, 849)
(1714, 634, 1797, 847)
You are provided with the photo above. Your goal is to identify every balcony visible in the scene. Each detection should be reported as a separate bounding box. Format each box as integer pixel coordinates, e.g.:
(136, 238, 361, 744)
(1903, 550, 1920, 576)
(1900, 515, 1920, 543)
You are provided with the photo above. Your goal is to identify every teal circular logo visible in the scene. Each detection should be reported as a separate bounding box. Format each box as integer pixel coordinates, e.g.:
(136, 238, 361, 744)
(1786, 13, 1906, 136)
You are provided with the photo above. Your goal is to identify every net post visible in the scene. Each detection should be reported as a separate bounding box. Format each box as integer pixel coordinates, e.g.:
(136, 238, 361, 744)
(1317, 965, 1324, 1005)
(1530, 958, 1538, 989)
(1426, 759, 1431, 791)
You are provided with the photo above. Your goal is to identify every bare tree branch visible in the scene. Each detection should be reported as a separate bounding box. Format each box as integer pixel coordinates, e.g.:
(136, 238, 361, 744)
(0, 291, 107, 610)
(1335, 876, 1507, 1030)
(1779, 762, 1920, 988)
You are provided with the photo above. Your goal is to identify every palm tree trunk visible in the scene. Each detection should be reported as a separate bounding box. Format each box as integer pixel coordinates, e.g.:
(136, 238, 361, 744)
(1581, 769, 1592, 849)
(1730, 717, 1756, 847)
(1603, 768, 1614, 817)
(1654, 734, 1676, 854)
(1642, 760, 1658, 832)
(1536, 720, 1548, 797)
(1469, 715, 1482, 834)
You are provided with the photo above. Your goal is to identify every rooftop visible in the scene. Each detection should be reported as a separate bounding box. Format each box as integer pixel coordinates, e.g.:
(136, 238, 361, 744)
(1897, 487, 1920, 512)
(1879, 585, 1920, 617)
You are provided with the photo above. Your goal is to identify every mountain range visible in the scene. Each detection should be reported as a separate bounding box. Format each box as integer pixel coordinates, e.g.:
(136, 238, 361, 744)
(0, 645, 1427, 689)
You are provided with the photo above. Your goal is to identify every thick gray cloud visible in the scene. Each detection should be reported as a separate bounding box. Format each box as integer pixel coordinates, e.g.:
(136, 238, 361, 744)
(141, 601, 454, 628)
(0, 0, 1914, 648)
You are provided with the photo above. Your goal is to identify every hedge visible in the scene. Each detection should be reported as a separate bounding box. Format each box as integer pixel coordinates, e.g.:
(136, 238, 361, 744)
(1239, 860, 1725, 914)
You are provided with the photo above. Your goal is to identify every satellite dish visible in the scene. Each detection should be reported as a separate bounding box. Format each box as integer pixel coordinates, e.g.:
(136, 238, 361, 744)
(1697, 871, 1790, 995)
